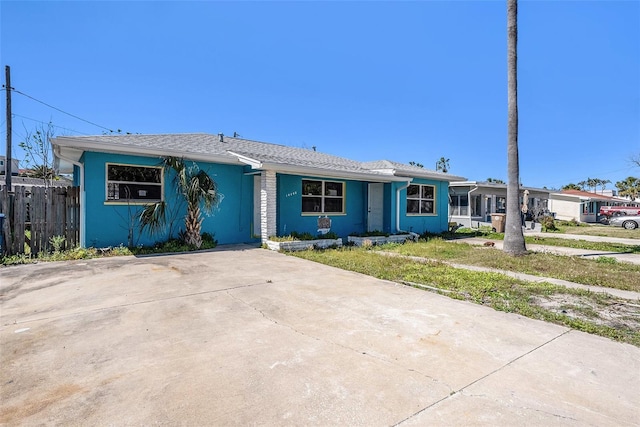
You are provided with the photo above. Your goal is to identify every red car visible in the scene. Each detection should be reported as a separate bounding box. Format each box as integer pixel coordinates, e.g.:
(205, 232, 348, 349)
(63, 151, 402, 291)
(599, 206, 640, 217)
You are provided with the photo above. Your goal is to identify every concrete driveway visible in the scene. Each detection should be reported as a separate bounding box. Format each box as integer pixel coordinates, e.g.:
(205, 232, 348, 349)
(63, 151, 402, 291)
(1, 246, 638, 426)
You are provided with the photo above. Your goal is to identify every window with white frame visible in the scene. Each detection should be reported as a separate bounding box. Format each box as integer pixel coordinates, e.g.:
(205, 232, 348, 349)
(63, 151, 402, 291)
(407, 184, 436, 215)
(106, 164, 163, 202)
(301, 179, 344, 214)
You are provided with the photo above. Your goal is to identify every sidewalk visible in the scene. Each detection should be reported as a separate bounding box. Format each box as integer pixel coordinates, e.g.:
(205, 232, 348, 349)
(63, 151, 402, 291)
(379, 251, 640, 301)
(525, 231, 640, 246)
(461, 236, 640, 265)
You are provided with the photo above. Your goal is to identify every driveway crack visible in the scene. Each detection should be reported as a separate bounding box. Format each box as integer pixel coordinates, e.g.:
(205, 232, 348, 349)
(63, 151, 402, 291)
(393, 328, 573, 426)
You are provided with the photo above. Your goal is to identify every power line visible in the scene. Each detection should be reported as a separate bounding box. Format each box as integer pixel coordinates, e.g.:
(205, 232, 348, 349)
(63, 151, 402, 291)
(12, 114, 90, 135)
(11, 88, 125, 133)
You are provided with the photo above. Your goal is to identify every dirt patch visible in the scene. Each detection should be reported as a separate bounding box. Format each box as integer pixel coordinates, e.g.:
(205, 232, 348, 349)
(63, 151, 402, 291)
(533, 294, 640, 331)
(0, 383, 86, 423)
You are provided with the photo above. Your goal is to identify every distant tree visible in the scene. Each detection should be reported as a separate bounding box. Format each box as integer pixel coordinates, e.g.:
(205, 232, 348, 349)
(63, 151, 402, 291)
(596, 178, 610, 192)
(576, 180, 587, 191)
(615, 177, 640, 200)
(18, 121, 58, 187)
(585, 177, 611, 193)
(486, 177, 506, 184)
(408, 161, 424, 168)
(435, 157, 450, 173)
(562, 183, 583, 191)
(20, 165, 56, 179)
(503, 0, 526, 256)
(632, 153, 640, 167)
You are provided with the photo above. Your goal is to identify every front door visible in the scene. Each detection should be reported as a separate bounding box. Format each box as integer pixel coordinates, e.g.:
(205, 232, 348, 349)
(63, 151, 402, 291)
(368, 183, 384, 232)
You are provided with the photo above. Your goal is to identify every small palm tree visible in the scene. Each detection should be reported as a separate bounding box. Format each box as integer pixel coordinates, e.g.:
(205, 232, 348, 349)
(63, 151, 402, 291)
(140, 157, 219, 248)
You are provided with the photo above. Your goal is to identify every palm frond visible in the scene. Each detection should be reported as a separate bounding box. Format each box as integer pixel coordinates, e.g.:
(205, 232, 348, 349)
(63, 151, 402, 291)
(139, 201, 167, 236)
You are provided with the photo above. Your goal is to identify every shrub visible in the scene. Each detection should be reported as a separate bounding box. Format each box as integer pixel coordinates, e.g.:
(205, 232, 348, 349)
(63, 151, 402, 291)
(319, 231, 339, 240)
(349, 230, 389, 237)
(540, 216, 557, 232)
(290, 231, 315, 241)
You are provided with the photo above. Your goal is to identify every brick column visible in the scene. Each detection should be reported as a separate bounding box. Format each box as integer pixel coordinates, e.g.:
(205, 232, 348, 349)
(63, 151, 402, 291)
(260, 170, 277, 243)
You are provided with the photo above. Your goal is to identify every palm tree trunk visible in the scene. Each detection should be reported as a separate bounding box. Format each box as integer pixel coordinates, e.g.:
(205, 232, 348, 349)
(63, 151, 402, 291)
(503, 0, 527, 255)
(185, 204, 203, 248)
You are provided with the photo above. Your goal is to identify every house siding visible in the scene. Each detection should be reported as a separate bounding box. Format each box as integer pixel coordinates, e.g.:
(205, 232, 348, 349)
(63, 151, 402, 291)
(81, 152, 257, 247)
(276, 174, 367, 237)
(396, 179, 450, 234)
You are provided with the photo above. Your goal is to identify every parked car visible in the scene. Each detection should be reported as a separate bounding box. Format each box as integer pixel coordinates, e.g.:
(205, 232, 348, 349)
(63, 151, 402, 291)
(608, 214, 640, 230)
(599, 206, 640, 217)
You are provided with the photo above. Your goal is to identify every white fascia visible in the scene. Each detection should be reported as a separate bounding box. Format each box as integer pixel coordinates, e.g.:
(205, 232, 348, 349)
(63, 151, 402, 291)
(256, 162, 410, 183)
(226, 151, 263, 169)
(51, 137, 242, 166)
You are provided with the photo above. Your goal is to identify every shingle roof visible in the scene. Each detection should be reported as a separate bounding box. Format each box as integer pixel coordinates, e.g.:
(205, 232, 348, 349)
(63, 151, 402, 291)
(52, 133, 466, 181)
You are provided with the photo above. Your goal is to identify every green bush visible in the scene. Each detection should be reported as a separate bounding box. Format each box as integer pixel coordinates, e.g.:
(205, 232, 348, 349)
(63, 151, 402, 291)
(540, 216, 557, 232)
(319, 231, 339, 240)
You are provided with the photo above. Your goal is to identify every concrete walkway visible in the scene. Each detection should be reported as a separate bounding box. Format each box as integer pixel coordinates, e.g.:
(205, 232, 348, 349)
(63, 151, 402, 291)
(460, 237, 640, 265)
(1, 247, 638, 425)
(525, 231, 640, 247)
(378, 251, 640, 301)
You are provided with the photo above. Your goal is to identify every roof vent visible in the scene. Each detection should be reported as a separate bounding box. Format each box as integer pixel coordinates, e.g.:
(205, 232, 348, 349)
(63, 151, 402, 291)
(218, 133, 224, 143)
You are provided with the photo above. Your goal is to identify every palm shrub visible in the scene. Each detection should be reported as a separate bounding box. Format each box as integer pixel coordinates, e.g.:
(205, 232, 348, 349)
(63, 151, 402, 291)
(140, 157, 219, 249)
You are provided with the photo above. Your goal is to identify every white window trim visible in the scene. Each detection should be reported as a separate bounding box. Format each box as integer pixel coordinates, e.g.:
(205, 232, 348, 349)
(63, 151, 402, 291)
(301, 179, 346, 215)
(407, 183, 437, 216)
(105, 163, 164, 204)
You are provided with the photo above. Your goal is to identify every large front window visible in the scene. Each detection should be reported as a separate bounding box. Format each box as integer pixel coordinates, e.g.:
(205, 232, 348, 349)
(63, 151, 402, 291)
(106, 164, 163, 202)
(407, 184, 436, 215)
(302, 179, 344, 214)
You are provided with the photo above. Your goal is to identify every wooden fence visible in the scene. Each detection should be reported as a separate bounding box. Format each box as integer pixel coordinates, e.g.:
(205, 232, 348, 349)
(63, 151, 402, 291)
(1, 185, 80, 256)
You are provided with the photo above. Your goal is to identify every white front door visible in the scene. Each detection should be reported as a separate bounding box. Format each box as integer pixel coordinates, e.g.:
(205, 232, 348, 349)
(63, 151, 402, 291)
(368, 183, 384, 232)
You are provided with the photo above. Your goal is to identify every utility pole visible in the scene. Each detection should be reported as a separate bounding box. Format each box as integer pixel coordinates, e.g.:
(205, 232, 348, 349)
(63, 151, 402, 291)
(5, 65, 12, 189)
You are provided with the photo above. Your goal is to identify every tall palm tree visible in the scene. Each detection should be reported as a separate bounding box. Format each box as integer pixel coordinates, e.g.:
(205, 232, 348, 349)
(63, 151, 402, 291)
(503, 0, 527, 256)
(140, 157, 219, 248)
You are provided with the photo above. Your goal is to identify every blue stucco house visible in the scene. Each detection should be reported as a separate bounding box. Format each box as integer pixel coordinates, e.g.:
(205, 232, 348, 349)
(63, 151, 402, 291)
(51, 133, 465, 248)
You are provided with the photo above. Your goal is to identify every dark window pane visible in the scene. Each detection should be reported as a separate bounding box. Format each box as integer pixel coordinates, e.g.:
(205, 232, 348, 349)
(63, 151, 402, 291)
(302, 180, 322, 196)
(302, 197, 322, 212)
(421, 186, 434, 199)
(325, 182, 343, 197)
(324, 198, 343, 213)
(108, 165, 161, 183)
(421, 200, 434, 214)
(407, 185, 419, 198)
(407, 200, 420, 213)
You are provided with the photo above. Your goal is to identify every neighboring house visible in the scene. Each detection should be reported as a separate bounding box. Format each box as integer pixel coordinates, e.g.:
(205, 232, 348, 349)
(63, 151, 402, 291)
(51, 133, 466, 248)
(449, 181, 552, 228)
(549, 189, 639, 223)
(0, 155, 20, 176)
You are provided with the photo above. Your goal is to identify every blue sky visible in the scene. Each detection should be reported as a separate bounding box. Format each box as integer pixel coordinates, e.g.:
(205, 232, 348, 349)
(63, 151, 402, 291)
(1, 0, 638, 190)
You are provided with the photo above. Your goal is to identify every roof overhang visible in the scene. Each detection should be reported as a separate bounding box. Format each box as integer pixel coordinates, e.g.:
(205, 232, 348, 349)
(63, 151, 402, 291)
(258, 162, 411, 183)
(451, 181, 552, 193)
(51, 136, 242, 168)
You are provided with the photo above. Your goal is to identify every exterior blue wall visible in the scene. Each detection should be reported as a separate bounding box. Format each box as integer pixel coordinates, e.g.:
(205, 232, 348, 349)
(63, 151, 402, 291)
(393, 179, 451, 234)
(276, 174, 367, 237)
(81, 152, 256, 247)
